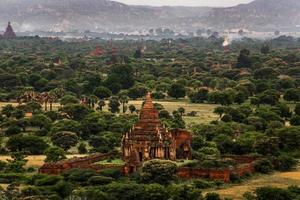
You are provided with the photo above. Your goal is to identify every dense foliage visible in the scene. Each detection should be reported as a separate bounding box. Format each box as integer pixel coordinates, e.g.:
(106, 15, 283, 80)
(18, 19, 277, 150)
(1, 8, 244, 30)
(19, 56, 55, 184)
(0, 35, 300, 199)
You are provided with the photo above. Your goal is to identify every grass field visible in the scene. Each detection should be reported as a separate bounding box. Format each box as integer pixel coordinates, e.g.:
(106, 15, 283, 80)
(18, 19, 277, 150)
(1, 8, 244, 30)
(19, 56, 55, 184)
(0, 100, 219, 125)
(128, 100, 219, 124)
(0, 154, 87, 168)
(204, 164, 300, 200)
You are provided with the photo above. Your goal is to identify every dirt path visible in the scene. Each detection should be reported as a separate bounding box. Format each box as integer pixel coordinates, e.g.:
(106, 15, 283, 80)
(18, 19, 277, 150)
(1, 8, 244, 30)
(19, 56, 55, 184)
(204, 165, 300, 200)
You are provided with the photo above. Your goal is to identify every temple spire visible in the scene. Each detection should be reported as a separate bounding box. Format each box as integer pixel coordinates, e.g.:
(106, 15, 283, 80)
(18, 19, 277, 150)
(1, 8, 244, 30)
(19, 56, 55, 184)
(139, 92, 159, 121)
(145, 92, 152, 103)
(3, 21, 16, 38)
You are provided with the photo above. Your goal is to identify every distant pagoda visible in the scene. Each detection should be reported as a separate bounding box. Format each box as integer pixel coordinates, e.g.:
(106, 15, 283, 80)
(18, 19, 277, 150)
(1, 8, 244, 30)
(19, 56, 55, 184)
(3, 22, 16, 38)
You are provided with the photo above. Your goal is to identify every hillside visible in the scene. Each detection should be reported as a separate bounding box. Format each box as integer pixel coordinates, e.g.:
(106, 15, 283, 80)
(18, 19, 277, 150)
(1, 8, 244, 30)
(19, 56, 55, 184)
(202, 0, 300, 31)
(0, 0, 299, 32)
(0, 0, 210, 32)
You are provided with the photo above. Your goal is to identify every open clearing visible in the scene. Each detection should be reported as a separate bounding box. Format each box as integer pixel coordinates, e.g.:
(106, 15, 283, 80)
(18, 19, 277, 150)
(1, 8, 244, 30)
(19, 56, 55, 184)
(204, 164, 300, 200)
(0, 100, 219, 124)
(0, 154, 87, 168)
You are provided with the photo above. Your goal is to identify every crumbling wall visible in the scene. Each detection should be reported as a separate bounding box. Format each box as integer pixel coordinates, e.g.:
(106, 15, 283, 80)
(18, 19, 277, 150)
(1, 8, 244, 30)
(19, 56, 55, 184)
(39, 153, 113, 175)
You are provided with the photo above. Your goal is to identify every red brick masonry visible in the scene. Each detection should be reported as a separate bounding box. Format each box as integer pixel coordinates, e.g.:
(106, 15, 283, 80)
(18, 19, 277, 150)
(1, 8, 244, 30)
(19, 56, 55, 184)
(177, 156, 257, 183)
(39, 153, 113, 175)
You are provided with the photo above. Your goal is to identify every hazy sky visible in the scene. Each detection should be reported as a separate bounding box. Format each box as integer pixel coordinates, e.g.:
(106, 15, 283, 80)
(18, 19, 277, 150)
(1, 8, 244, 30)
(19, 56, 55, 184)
(114, 0, 254, 7)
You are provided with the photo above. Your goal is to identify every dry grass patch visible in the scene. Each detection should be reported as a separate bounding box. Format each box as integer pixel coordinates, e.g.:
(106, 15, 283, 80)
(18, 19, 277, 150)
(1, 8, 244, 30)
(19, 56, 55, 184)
(204, 165, 300, 200)
(127, 100, 219, 124)
(0, 154, 87, 168)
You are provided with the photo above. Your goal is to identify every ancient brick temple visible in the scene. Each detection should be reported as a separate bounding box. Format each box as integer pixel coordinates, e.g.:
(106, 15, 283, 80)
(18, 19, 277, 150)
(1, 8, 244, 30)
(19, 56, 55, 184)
(3, 22, 16, 38)
(122, 92, 192, 174)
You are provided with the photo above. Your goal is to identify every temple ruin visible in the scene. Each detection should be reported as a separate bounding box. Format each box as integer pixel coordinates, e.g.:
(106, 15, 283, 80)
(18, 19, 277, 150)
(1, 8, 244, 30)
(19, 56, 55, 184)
(122, 92, 192, 174)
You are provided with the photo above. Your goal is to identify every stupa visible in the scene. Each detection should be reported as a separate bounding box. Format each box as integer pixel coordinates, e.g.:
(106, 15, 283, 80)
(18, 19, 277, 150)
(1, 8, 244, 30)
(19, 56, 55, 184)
(3, 22, 16, 38)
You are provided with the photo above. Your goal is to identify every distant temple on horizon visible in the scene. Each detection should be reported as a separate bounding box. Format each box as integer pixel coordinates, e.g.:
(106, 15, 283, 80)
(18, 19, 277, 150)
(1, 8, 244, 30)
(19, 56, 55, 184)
(2, 22, 16, 38)
(122, 92, 192, 174)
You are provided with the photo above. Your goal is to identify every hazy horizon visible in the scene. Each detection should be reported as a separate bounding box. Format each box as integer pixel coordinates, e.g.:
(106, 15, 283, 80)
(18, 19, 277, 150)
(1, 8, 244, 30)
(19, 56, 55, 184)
(113, 0, 254, 7)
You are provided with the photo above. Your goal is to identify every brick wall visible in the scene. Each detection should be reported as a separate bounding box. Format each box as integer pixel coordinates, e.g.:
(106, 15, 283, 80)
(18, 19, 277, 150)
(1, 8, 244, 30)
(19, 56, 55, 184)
(177, 167, 231, 182)
(39, 153, 113, 175)
(177, 156, 257, 183)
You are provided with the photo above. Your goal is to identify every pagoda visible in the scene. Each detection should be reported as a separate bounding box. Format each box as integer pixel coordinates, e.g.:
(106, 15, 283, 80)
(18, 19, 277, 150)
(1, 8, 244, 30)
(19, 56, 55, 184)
(3, 22, 16, 38)
(122, 92, 192, 174)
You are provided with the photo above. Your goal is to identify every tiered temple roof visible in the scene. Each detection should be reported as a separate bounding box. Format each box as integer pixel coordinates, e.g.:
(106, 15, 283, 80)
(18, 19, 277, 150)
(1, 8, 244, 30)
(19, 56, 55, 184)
(124, 92, 171, 143)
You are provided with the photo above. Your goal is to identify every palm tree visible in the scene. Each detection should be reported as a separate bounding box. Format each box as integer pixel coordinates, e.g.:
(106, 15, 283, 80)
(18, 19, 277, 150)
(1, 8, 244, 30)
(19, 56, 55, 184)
(119, 95, 129, 113)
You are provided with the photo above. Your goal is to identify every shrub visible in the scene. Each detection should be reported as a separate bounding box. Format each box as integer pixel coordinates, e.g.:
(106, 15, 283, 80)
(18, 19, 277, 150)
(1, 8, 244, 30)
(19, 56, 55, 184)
(63, 169, 97, 183)
(169, 184, 203, 200)
(254, 159, 274, 174)
(44, 147, 66, 163)
(273, 155, 298, 171)
(221, 114, 232, 122)
(0, 173, 26, 183)
(0, 161, 7, 171)
(205, 192, 221, 200)
(78, 143, 88, 154)
(99, 168, 122, 179)
(5, 126, 21, 136)
(34, 175, 63, 186)
(230, 172, 241, 183)
(6, 135, 49, 155)
(193, 179, 214, 189)
(26, 174, 49, 185)
(88, 176, 115, 185)
(255, 187, 293, 200)
(35, 128, 49, 136)
(51, 131, 78, 151)
(243, 192, 256, 200)
(21, 186, 42, 197)
(140, 159, 177, 185)
(187, 111, 198, 117)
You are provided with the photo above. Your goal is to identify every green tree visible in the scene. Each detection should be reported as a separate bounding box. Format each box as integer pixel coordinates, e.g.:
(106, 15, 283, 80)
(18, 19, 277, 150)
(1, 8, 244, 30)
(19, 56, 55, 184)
(30, 114, 52, 130)
(128, 105, 136, 114)
(177, 107, 185, 116)
(254, 187, 293, 200)
(93, 86, 112, 99)
(108, 97, 120, 113)
(144, 184, 170, 200)
(97, 100, 106, 111)
(12, 109, 25, 119)
(51, 131, 79, 151)
(168, 83, 186, 99)
(24, 101, 42, 113)
(189, 88, 209, 103)
(119, 95, 129, 113)
(109, 65, 135, 89)
(6, 135, 48, 154)
(59, 104, 92, 121)
(78, 143, 88, 154)
(45, 147, 66, 163)
(140, 159, 177, 185)
(51, 119, 81, 135)
(276, 126, 300, 151)
(236, 49, 252, 68)
(128, 86, 148, 99)
(6, 152, 28, 173)
(295, 103, 300, 115)
(284, 88, 300, 102)
(60, 95, 79, 105)
(1, 104, 14, 118)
